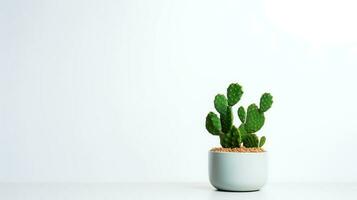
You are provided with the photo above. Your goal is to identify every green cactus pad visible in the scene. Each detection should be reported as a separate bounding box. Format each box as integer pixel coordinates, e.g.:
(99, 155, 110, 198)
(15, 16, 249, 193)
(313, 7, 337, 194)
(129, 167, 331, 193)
(219, 126, 241, 148)
(227, 83, 243, 106)
(219, 132, 232, 148)
(243, 133, 259, 147)
(245, 104, 265, 133)
(220, 106, 233, 133)
(238, 106, 246, 123)
(259, 136, 266, 147)
(214, 94, 228, 114)
(231, 126, 241, 147)
(238, 124, 247, 140)
(260, 93, 273, 112)
(205, 112, 222, 135)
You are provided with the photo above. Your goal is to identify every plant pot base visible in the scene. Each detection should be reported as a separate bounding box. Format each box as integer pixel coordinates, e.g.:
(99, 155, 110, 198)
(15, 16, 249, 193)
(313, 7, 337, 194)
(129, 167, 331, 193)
(209, 151, 267, 192)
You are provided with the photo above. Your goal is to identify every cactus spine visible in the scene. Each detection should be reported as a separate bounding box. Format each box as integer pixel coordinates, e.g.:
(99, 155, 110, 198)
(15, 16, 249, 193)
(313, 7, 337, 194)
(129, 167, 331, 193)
(205, 83, 273, 148)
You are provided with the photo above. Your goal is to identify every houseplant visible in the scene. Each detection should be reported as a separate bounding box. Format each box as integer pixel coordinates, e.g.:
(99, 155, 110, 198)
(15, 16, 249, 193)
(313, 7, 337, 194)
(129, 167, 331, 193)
(205, 83, 273, 191)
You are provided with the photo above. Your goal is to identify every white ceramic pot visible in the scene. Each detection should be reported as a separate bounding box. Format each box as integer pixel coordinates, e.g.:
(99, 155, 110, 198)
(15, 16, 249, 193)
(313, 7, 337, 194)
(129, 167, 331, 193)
(208, 151, 267, 191)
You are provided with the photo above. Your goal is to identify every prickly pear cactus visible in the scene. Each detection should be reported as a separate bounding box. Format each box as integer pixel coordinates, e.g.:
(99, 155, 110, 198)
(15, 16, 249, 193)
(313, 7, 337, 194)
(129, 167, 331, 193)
(260, 93, 273, 112)
(220, 106, 233, 133)
(238, 106, 246, 123)
(214, 94, 228, 114)
(238, 124, 247, 136)
(219, 126, 241, 148)
(242, 133, 259, 148)
(259, 136, 266, 147)
(205, 112, 221, 135)
(227, 83, 243, 106)
(205, 83, 273, 148)
(229, 126, 242, 147)
(244, 104, 265, 133)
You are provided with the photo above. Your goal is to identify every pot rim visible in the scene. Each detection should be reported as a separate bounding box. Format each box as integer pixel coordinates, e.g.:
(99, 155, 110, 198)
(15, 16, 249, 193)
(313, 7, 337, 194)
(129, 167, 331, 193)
(209, 150, 267, 154)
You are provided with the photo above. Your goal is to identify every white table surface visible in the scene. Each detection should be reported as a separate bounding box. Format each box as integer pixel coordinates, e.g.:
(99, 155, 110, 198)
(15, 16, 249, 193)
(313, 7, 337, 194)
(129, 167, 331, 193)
(0, 182, 356, 200)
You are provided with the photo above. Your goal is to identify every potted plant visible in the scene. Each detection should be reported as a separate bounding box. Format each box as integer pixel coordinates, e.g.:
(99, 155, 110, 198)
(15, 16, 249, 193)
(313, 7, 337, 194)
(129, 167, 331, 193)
(205, 83, 273, 191)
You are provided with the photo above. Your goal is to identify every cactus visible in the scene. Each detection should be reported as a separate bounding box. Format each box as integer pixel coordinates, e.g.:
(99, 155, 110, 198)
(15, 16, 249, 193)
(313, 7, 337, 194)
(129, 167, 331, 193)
(205, 112, 221, 135)
(238, 106, 246, 123)
(242, 133, 259, 148)
(227, 83, 243, 106)
(259, 136, 266, 147)
(220, 126, 241, 148)
(260, 93, 273, 112)
(244, 104, 265, 133)
(220, 106, 233, 133)
(238, 124, 247, 136)
(213, 94, 232, 133)
(231, 126, 242, 147)
(214, 94, 228, 114)
(205, 83, 273, 148)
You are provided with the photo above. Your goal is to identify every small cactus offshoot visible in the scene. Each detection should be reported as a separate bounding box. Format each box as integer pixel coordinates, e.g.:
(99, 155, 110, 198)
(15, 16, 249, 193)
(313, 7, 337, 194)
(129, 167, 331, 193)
(205, 83, 273, 148)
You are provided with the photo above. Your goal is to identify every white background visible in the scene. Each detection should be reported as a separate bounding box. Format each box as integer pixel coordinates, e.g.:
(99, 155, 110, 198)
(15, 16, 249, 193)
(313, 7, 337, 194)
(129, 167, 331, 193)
(1, 0, 357, 183)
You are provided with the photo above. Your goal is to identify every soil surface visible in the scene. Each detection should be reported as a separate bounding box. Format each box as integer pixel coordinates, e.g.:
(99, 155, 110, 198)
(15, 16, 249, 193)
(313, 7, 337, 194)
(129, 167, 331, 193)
(210, 147, 265, 153)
